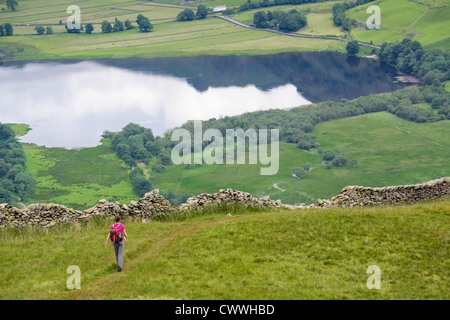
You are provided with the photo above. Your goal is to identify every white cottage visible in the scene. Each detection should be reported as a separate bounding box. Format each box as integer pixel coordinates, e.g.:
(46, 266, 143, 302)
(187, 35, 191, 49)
(213, 5, 227, 12)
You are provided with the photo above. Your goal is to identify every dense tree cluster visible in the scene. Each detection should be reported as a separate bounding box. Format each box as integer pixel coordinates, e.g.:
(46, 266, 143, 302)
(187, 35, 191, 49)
(85, 23, 94, 34)
(177, 9, 195, 22)
(196, 5, 208, 19)
(320, 149, 348, 168)
(0, 23, 13, 36)
(113, 18, 124, 32)
(292, 167, 306, 179)
(34, 26, 52, 35)
(109, 123, 153, 167)
(0, 123, 36, 203)
(125, 19, 134, 30)
(101, 20, 113, 33)
(346, 41, 360, 56)
(105, 123, 173, 197)
(332, 0, 375, 31)
(253, 9, 307, 32)
(101, 18, 125, 33)
(6, 0, 18, 11)
(65, 23, 83, 34)
(129, 167, 153, 197)
(379, 38, 450, 85)
(136, 14, 153, 32)
(238, 0, 332, 14)
(177, 5, 209, 22)
(34, 26, 45, 35)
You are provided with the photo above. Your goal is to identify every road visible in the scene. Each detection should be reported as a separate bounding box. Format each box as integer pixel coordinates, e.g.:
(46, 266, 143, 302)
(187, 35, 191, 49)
(213, 15, 380, 49)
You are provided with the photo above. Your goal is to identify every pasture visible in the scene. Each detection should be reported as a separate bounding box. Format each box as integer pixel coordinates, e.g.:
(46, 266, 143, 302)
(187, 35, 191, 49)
(1, 197, 448, 299)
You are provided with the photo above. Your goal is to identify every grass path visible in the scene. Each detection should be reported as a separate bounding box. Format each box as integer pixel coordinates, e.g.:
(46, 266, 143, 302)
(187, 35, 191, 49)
(59, 215, 232, 299)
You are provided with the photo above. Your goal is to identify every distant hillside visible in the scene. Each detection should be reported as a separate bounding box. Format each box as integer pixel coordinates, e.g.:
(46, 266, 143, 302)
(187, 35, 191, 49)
(1, 0, 448, 59)
(346, 0, 450, 51)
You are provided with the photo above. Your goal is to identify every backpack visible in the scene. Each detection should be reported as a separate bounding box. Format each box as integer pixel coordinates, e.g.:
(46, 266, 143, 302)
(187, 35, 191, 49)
(109, 223, 123, 243)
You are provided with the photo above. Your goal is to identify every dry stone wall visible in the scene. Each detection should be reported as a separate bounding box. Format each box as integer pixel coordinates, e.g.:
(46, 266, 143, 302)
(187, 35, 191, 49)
(0, 203, 87, 228)
(84, 189, 173, 221)
(0, 177, 448, 228)
(315, 177, 450, 208)
(178, 188, 286, 211)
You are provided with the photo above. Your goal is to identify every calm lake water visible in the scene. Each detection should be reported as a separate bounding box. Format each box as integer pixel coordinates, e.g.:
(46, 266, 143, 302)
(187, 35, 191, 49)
(0, 53, 403, 148)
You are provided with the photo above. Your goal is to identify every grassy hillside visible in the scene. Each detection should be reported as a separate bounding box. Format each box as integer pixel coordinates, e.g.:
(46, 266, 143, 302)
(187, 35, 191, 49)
(16, 110, 450, 210)
(1, 0, 448, 59)
(0, 198, 448, 299)
(0, 0, 347, 60)
(346, 0, 450, 50)
(145, 111, 450, 206)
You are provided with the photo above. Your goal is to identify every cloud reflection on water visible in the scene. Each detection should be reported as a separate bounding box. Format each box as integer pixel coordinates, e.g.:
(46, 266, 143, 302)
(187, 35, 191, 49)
(0, 61, 311, 148)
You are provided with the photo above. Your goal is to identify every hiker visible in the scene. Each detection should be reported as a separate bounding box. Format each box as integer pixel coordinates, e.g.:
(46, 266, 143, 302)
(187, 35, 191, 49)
(105, 215, 128, 272)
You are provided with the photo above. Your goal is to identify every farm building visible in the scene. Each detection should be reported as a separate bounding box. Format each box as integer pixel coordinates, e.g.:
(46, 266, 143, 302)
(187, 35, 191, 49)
(213, 5, 227, 12)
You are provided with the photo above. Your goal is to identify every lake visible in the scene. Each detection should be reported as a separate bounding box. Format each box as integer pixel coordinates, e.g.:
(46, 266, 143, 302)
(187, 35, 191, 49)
(0, 52, 403, 148)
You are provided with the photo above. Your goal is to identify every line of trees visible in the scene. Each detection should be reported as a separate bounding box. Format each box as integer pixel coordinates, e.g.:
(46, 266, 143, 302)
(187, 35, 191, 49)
(177, 5, 209, 22)
(65, 15, 149, 35)
(0, 123, 36, 204)
(34, 26, 53, 35)
(101, 17, 138, 33)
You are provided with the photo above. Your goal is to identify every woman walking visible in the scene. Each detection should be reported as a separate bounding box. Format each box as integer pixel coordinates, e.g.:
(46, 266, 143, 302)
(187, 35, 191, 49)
(105, 216, 128, 272)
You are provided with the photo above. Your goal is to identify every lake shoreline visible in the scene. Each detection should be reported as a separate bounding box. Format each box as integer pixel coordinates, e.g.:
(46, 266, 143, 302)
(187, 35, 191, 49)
(1, 52, 404, 149)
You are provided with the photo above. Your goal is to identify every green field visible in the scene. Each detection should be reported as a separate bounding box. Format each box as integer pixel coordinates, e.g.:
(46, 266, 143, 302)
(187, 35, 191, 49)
(0, 17, 346, 59)
(347, 0, 450, 49)
(0, 198, 448, 299)
(1, 0, 448, 59)
(0, 0, 349, 60)
(23, 140, 137, 210)
(233, 2, 346, 37)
